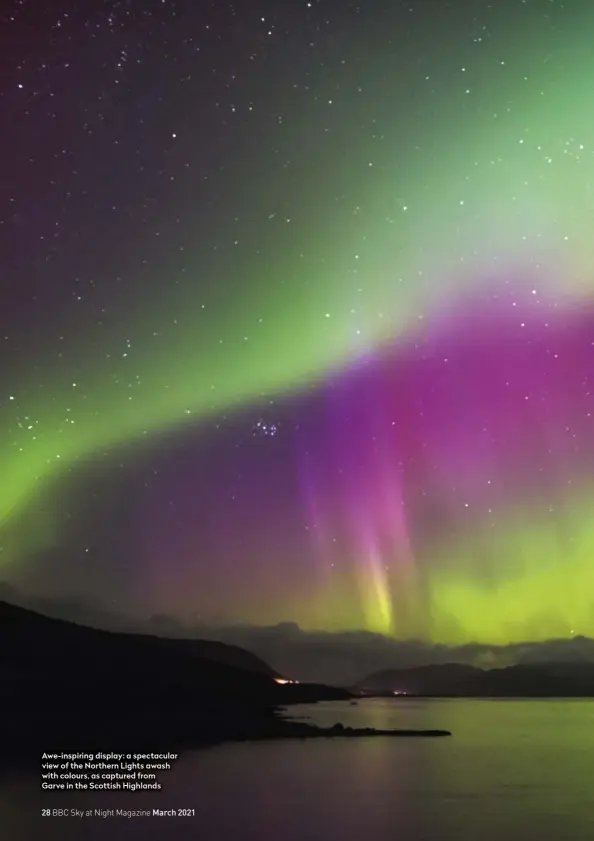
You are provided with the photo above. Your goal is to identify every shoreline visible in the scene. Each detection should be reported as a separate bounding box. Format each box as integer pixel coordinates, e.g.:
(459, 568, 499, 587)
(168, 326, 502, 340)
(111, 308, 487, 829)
(0, 715, 451, 773)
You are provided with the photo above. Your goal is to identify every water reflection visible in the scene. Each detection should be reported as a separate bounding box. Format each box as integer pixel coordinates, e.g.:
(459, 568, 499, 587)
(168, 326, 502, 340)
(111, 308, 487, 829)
(3, 699, 594, 841)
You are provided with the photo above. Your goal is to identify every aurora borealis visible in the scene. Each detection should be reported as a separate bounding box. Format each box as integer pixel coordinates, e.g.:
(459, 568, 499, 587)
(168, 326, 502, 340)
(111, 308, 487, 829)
(2, 0, 594, 643)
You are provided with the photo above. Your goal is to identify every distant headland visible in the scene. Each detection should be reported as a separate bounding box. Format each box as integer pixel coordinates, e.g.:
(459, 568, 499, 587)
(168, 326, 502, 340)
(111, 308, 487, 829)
(355, 661, 594, 697)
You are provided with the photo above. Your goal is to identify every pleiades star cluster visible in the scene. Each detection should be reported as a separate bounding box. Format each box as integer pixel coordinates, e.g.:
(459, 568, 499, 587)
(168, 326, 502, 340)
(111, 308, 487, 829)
(1, 0, 594, 642)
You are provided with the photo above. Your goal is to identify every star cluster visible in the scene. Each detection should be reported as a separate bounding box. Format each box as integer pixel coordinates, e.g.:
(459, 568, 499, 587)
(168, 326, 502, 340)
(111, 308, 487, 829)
(1, 0, 594, 642)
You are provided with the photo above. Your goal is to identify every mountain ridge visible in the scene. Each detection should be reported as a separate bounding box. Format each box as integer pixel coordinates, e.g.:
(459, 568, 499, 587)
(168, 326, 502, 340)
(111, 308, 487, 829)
(0, 598, 279, 678)
(355, 661, 594, 696)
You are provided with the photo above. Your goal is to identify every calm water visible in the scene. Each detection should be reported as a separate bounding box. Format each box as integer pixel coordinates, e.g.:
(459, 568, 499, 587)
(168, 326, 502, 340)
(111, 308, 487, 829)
(3, 699, 594, 841)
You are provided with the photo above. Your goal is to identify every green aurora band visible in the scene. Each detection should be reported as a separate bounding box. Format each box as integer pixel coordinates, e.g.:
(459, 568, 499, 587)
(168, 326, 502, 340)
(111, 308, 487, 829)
(3, 7, 594, 642)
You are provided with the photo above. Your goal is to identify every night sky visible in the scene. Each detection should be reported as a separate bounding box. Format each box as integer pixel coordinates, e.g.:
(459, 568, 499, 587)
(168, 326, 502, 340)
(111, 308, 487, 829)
(2, 0, 594, 644)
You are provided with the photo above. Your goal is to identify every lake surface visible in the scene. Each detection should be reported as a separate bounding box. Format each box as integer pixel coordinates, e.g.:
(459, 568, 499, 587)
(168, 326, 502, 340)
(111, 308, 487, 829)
(3, 698, 594, 840)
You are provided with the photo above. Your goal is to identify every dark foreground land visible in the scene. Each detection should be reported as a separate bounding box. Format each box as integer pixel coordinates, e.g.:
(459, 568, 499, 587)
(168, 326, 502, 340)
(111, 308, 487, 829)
(0, 601, 449, 768)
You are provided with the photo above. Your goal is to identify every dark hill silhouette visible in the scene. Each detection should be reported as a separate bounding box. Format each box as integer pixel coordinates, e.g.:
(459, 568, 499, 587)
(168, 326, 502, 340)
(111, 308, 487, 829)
(356, 661, 594, 696)
(0, 598, 279, 678)
(0, 601, 449, 767)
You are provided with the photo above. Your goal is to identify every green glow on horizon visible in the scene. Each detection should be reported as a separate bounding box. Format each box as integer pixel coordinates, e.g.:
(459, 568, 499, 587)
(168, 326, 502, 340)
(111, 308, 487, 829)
(425, 494, 594, 645)
(211, 491, 594, 644)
